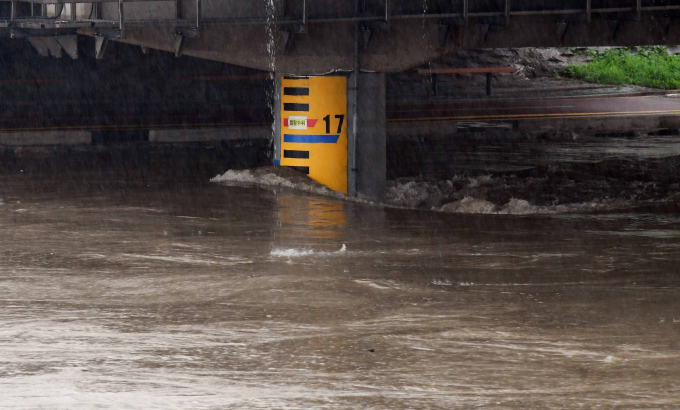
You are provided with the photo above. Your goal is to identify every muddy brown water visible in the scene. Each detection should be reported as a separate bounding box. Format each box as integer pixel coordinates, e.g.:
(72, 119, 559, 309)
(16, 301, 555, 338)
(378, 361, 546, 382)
(0, 171, 679, 409)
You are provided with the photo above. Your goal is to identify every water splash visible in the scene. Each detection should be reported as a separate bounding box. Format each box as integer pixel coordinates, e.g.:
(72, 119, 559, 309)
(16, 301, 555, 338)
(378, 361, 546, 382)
(211, 167, 342, 199)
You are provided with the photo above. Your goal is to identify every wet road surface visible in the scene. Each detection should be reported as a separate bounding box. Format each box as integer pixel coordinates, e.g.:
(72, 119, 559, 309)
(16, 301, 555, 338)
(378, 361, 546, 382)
(1, 174, 679, 409)
(4, 91, 679, 133)
(389, 95, 680, 121)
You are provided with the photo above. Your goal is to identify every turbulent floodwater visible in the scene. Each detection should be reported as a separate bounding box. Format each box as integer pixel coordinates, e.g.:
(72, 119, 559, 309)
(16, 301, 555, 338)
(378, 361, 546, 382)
(1, 168, 679, 409)
(387, 133, 680, 214)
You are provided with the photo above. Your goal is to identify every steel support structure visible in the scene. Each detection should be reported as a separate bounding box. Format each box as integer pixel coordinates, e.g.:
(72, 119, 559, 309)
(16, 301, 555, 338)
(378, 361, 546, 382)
(4, 0, 680, 28)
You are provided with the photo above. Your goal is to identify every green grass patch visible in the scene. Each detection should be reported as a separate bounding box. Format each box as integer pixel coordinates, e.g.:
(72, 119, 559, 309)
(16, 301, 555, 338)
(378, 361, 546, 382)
(561, 47, 680, 89)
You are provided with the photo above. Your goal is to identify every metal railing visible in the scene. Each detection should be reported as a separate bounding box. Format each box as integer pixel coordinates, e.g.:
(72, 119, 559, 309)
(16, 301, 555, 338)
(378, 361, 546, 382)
(1, 0, 201, 38)
(3, 0, 680, 30)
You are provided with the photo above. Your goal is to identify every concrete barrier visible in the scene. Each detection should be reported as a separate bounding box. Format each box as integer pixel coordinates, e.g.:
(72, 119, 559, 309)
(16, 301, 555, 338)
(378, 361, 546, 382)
(387, 114, 680, 137)
(0, 131, 91, 146)
(148, 126, 271, 142)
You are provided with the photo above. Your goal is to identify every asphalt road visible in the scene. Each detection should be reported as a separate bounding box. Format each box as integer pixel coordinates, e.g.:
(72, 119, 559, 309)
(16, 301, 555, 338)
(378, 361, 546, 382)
(2, 94, 680, 132)
(387, 94, 680, 122)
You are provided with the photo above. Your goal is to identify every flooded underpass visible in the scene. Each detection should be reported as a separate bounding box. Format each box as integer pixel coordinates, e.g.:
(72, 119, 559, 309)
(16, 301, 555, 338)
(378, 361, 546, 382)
(1, 150, 679, 408)
(4, 0, 680, 405)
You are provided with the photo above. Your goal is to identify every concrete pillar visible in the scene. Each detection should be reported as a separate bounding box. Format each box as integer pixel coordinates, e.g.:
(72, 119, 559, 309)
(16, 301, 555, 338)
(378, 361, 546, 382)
(348, 72, 386, 202)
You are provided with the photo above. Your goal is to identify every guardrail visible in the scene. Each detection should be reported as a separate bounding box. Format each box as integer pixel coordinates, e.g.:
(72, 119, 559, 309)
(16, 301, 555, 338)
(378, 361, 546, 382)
(1, 0, 201, 40)
(2, 0, 680, 30)
(1, 0, 679, 59)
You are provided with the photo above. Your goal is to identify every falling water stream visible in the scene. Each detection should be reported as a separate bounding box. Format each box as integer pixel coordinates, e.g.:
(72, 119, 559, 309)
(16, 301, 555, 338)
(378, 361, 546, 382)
(264, 0, 278, 143)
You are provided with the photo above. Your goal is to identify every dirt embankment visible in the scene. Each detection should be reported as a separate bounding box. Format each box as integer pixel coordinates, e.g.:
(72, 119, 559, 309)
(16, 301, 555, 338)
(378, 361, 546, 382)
(388, 47, 657, 100)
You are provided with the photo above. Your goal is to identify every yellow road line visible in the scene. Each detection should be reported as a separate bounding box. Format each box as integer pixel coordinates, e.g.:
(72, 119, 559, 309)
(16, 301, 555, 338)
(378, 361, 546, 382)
(387, 110, 680, 122)
(394, 94, 658, 106)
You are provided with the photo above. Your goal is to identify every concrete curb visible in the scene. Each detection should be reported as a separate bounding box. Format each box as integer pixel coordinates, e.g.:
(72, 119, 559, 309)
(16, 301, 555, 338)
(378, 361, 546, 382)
(387, 113, 680, 137)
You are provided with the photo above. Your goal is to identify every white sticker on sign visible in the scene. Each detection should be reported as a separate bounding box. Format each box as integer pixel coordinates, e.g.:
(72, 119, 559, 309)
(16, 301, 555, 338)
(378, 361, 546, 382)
(288, 116, 307, 130)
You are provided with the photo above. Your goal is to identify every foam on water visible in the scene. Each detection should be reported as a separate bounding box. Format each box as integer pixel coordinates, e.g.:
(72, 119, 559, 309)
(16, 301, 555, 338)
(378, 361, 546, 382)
(440, 197, 544, 215)
(353, 279, 393, 290)
(213, 166, 672, 215)
(211, 167, 343, 199)
(122, 254, 252, 266)
(440, 197, 499, 214)
(602, 355, 624, 364)
(270, 248, 316, 258)
(430, 280, 453, 286)
(468, 175, 494, 188)
(388, 178, 650, 215)
(270, 244, 347, 258)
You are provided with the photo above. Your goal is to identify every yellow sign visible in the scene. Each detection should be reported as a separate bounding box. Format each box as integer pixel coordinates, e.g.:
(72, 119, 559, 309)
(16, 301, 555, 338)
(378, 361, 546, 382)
(280, 76, 348, 194)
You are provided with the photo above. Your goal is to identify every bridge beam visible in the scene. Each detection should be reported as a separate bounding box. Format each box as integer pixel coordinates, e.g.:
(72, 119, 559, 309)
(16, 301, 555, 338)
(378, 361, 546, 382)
(74, 14, 680, 74)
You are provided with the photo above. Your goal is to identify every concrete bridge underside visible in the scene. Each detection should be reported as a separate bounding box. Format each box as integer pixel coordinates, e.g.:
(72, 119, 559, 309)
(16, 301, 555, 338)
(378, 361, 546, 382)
(2, 1, 680, 74)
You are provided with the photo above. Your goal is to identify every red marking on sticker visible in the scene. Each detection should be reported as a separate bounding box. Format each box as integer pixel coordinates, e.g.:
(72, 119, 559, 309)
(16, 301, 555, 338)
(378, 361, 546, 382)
(284, 118, 318, 128)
